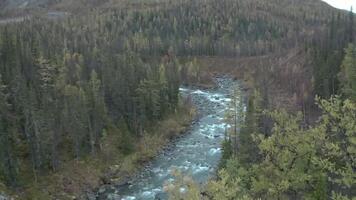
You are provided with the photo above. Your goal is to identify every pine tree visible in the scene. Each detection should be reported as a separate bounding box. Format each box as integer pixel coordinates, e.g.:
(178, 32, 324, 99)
(62, 84, 87, 158)
(339, 44, 356, 101)
(37, 57, 60, 170)
(0, 75, 17, 186)
(237, 90, 261, 166)
(348, 7, 354, 43)
(158, 63, 169, 117)
(225, 85, 244, 156)
(87, 70, 107, 153)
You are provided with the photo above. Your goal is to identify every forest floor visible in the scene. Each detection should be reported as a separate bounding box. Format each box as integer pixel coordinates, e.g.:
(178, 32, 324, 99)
(7, 103, 196, 200)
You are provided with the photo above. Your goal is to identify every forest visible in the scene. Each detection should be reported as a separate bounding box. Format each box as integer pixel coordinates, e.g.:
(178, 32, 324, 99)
(0, 0, 355, 199)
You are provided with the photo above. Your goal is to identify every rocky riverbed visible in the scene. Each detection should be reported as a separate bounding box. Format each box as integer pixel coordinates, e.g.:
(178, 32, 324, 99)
(96, 77, 240, 200)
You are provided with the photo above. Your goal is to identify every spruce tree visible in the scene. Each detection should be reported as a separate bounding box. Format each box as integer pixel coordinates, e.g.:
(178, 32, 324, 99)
(339, 44, 356, 101)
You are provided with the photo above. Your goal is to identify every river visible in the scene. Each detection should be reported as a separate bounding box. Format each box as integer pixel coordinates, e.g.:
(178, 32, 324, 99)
(98, 77, 239, 200)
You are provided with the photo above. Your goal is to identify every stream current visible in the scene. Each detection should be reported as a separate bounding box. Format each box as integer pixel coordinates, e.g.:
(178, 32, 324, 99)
(99, 77, 238, 200)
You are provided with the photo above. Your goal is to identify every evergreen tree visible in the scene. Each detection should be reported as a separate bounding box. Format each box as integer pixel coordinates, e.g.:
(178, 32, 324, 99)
(237, 90, 261, 166)
(206, 96, 356, 200)
(339, 44, 356, 101)
(348, 7, 354, 43)
(87, 70, 107, 153)
(37, 57, 60, 170)
(0, 75, 17, 186)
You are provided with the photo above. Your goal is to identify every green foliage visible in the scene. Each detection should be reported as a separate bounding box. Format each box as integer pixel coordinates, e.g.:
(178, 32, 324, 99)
(165, 169, 201, 200)
(310, 172, 327, 200)
(311, 12, 353, 98)
(117, 119, 135, 155)
(211, 96, 356, 200)
(206, 169, 251, 200)
(339, 44, 356, 101)
(315, 96, 356, 199)
(237, 90, 262, 166)
(0, 75, 17, 186)
(224, 85, 244, 156)
(251, 110, 320, 199)
(219, 139, 233, 169)
(0, 8, 184, 187)
(0, 0, 355, 196)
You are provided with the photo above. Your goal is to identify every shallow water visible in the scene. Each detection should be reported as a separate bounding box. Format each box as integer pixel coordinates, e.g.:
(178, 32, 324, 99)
(99, 77, 238, 200)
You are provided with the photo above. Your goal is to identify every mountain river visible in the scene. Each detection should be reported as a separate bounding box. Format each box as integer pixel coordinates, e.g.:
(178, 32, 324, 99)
(98, 77, 239, 200)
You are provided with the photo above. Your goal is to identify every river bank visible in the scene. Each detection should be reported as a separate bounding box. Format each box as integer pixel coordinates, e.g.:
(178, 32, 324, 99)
(1, 101, 195, 200)
(98, 77, 237, 200)
(0, 75, 235, 200)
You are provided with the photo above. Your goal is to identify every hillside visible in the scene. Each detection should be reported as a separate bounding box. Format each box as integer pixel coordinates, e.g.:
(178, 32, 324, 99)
(0, 0, 346, 18)
(0, 0, 355, 199)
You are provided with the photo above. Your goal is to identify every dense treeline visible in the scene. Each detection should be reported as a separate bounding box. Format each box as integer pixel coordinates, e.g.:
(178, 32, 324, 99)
(167, 5, 356, 200)
(208, 19, 356, 200)
(0, 0, 355, 197)
(0, 16, 183, 187)
(168, 44, 356, 199)
(209, 95, 356, 200)
(7, 0, 339, 57)
(311, 10, 355, 99)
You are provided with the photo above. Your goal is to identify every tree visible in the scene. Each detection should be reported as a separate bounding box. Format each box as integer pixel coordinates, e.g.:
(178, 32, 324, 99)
(86, 70, 107, 153)
(136, 79, 161, 123)
(0, 75, 17, 186)
(214, 96, 356, 200)
(63, 85, 88, 159)
(237, 90, 261, 166)
(206, 169, 251, 200)
(315, 96, 356, 200)
(37, 57, 60, 171)
(348, 7, 354, 43)
(339, 44, 356, 101)
(158, 63, 169, 116)
(251, 110, 321, 199)
(224, 85, 244, 155)
(164, 56, 180, 111)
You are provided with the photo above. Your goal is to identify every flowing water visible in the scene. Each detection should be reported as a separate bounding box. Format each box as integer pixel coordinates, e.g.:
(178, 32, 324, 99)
(98, 77, 238, 200)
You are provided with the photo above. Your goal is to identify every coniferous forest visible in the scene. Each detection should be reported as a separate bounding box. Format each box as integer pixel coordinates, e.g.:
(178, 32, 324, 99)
(0, 0, 355, 199)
